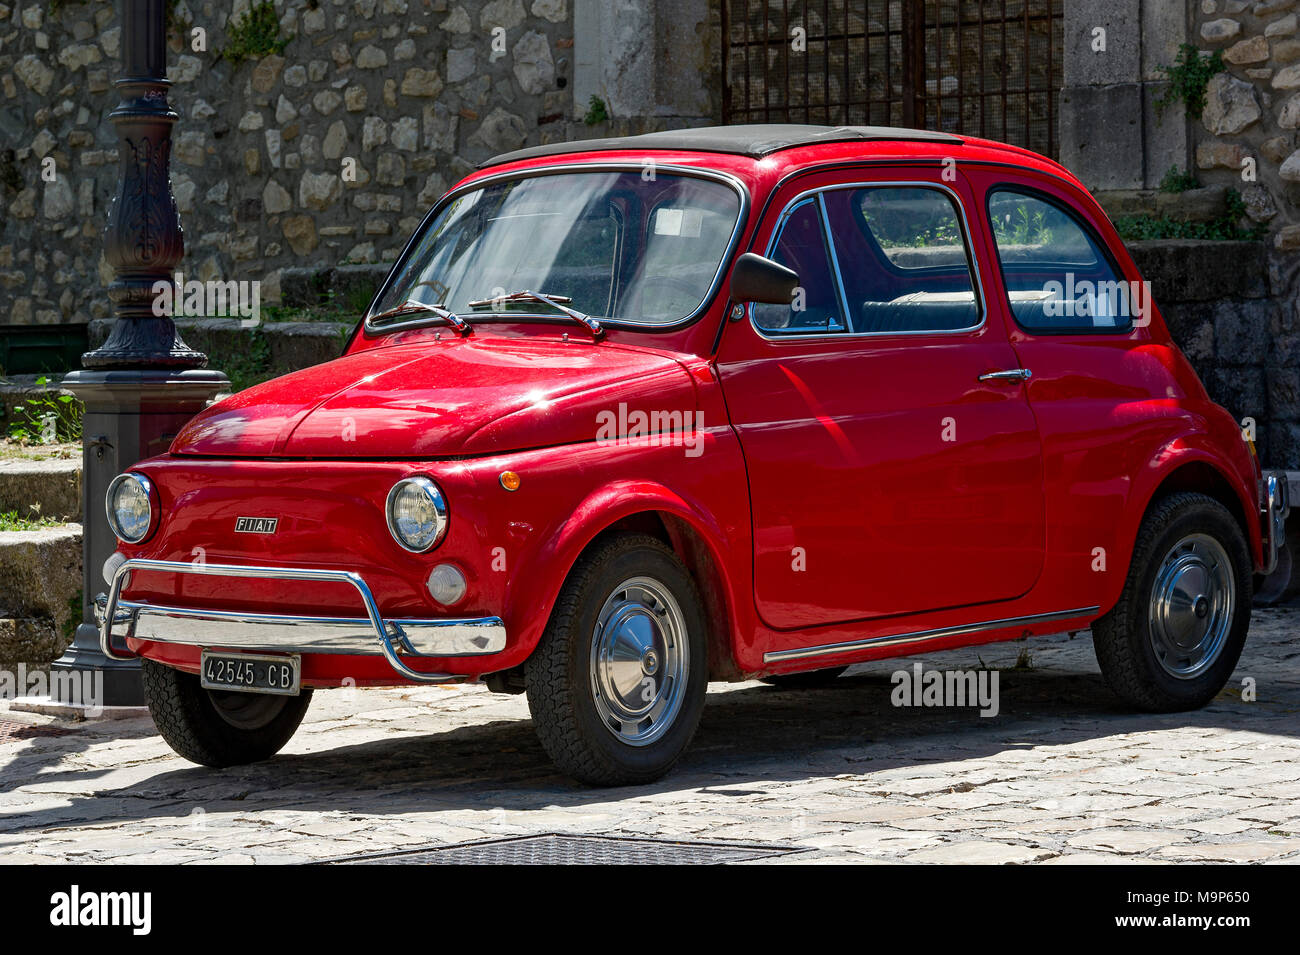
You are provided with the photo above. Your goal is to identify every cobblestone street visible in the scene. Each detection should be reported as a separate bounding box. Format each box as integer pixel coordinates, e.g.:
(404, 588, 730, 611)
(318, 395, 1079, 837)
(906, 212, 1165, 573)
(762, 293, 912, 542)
(2, 609, 1298, 865)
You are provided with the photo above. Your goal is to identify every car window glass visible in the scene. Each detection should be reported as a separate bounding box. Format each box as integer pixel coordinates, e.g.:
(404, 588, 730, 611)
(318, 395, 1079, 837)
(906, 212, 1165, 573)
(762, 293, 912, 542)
(751, 199, 847, 335)
(628, 200, 744, 322)
(987, 189, 1134, 332)
(821, 187, 981, 334)
(371, 171, 741, 328)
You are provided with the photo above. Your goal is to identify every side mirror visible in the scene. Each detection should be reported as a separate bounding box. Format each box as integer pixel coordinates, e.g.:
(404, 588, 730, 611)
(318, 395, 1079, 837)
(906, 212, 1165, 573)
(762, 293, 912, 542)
(729, 252, 798, 306)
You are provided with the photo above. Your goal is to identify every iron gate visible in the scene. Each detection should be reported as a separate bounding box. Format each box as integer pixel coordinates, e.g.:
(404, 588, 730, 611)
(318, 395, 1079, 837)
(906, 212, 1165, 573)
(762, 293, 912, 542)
(721, 0, 1064, 159)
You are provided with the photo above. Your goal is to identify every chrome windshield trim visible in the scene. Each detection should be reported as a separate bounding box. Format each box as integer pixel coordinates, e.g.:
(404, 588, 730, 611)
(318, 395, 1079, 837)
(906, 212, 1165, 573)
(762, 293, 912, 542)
(762, 606, 1101, 664)
(363, 162, 751, 335)
(99, 558, 506, 683)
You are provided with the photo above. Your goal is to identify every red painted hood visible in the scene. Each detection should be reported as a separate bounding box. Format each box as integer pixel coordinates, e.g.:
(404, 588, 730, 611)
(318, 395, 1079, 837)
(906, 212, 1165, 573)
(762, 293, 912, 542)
(171, 336, 699, 458)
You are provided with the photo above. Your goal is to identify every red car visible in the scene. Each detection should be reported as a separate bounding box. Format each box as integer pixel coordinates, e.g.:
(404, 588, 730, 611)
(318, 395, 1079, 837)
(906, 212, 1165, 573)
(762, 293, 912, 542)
(99, 125, 1289, 786)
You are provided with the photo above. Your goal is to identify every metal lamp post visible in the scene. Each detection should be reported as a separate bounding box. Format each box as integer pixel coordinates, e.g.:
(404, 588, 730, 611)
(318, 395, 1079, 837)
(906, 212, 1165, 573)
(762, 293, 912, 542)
(52, 0, 228, 706)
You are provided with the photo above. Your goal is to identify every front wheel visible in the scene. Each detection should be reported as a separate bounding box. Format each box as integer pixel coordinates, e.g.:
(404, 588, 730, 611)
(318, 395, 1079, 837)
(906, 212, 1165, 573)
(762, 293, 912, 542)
(525, 534, 708, 786)
(142, 658, 313, 767)
(1092, 492, 1252, 712)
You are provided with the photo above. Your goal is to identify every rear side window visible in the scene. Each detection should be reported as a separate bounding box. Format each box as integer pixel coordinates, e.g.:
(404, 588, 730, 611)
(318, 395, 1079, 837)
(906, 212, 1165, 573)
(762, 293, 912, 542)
(987, 188, 1138, 333)
(822, 187, 981, 334)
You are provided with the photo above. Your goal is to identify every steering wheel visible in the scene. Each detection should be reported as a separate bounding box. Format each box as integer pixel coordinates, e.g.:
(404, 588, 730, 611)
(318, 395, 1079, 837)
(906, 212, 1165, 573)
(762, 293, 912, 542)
(623, 275, 701, 318)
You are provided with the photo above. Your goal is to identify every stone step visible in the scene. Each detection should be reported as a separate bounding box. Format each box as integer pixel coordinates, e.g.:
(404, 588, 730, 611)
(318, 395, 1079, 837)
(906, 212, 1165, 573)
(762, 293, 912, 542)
(0, 458, 82, 522)
(0, 524, 82, 666)
(0, 617, 64, 669)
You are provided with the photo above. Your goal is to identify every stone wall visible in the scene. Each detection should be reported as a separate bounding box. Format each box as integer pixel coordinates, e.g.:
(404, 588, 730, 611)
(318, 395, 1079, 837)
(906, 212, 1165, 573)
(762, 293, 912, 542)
(0, 0, 715, 329)
(1061, 1, 1300, 468)
(1128, 239, 1290, 464)
(1194, 1, 1300, 249)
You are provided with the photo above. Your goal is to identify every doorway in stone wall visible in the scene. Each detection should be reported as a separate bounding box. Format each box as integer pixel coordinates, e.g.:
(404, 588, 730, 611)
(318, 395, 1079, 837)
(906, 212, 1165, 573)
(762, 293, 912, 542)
(720, 0, 1065, 159)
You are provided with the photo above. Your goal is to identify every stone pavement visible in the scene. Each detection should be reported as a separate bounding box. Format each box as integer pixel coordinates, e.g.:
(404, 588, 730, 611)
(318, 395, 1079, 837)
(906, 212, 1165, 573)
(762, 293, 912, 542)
(1, 609, 1298, 865)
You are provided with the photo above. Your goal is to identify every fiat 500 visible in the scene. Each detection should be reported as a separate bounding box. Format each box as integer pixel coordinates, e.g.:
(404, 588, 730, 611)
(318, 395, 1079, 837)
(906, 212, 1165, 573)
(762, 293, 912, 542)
(99, 124, 1289, 786)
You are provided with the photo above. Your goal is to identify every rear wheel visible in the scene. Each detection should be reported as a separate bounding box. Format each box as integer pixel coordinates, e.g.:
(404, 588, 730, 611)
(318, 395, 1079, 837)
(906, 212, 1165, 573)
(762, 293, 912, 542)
(761, 666, 849, 689)
(525, 534, 708, 786)
(142, 658, 312, 767)
(1092, 492, 1252, 712)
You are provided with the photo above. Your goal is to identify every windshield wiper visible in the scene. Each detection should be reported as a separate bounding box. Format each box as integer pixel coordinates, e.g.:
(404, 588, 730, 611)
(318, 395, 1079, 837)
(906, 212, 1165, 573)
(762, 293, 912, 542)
(465, 289, 604, 340)
(369, 299, 471, 335)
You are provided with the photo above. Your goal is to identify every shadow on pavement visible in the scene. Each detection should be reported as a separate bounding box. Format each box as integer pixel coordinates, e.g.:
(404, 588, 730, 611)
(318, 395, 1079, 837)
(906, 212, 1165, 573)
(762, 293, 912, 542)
(1, 653, 1293, 838)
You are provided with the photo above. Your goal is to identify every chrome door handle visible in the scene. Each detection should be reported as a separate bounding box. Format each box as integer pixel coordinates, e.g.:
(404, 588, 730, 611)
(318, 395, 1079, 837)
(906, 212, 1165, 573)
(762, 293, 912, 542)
(979, 368, 1032, 382)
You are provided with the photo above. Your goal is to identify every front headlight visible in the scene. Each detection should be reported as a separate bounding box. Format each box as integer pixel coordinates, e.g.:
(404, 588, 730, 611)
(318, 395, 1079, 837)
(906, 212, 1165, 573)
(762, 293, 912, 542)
(385, 476, 448, 552)
(105, 473, 156, 544)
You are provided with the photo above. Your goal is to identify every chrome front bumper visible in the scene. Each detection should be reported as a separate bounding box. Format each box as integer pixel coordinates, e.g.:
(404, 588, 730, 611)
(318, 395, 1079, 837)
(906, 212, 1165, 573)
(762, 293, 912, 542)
(1262, 470, 1291, 576)
(98, 558, 506, 684)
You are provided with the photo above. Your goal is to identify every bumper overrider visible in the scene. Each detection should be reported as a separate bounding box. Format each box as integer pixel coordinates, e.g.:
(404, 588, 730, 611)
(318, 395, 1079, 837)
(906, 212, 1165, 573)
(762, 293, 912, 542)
(1262, 469, 1291, 576)
(96, 558, 506, 683)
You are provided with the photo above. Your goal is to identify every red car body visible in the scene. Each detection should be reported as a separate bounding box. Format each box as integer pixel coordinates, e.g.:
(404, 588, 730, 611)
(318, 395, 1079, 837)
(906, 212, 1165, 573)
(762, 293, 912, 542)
(100, 125, 1286, 781)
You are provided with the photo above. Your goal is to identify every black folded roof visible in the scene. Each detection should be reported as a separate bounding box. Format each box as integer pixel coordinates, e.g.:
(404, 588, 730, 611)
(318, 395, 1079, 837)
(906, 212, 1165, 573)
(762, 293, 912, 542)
(480, 123, 963, 169)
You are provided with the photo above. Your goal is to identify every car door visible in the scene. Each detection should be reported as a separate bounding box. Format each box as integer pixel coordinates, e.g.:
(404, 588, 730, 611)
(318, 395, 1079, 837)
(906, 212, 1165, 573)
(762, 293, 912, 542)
(716, 167, 1046, 631)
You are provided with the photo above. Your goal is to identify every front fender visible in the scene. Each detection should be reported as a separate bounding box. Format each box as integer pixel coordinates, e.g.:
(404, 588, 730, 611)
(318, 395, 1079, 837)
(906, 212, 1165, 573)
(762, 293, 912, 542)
(470, 432, 753, 675)
(507, 479, 749, 668)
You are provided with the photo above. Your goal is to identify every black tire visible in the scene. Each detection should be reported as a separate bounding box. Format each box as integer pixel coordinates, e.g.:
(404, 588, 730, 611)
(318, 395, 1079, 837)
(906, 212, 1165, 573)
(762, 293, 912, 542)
(142, 658, 313, 767)
(1092, 492, 1252, 712)
(761, 666, 849, 689)
(525, 534, 708, 786)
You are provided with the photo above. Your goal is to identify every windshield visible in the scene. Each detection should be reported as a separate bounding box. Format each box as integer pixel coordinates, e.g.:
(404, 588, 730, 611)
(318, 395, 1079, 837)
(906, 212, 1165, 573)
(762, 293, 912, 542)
(369, 170, 743, 329)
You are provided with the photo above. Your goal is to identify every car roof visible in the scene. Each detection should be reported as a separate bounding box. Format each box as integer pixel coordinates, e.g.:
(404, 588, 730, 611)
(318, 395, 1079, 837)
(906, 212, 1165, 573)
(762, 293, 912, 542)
(479, 124, 965, 168)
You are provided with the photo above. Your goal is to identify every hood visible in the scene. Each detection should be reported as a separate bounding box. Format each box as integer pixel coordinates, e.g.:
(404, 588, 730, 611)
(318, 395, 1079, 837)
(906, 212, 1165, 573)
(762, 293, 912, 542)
(171, 336, 699, 458)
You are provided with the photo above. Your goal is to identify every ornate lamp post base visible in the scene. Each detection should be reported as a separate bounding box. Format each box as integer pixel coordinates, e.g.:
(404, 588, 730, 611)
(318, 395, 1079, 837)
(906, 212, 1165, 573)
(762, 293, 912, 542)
(52, 369, 228, 706)
(50, 0, 231, 707)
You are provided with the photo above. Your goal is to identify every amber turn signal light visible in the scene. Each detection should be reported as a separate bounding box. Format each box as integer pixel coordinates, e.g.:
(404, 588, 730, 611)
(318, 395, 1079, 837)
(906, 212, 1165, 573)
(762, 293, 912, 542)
(499, 471, 521, 491)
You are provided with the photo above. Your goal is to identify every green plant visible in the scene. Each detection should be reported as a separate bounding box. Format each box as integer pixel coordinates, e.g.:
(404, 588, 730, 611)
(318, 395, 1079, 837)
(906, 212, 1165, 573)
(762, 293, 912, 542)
(1158, 165, 1200, 194)
(212, 328, 274, 393)
(991, 204, 1053, 247)
(221, 1, 291, 66)
(0, 509, 61, 532)
(63, 589, 83, 641)
(166, 0, 190, 34)
(6, 377, 83, 445)
(583, 95, 609, 126)
(1113, 189, 1265, 242)
(1155, 44, 1224, 120)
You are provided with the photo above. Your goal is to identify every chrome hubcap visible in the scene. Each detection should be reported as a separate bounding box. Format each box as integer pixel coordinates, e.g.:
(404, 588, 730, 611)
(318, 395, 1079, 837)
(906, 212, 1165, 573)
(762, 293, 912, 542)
(1148, 533, 1234, 680)
(589, 576, 688, 746)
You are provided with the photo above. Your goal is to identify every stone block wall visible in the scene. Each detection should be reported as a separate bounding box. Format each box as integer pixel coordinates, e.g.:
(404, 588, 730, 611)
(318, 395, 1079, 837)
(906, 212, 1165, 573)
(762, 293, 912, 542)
(0, 0, 715, 328)
(1128, 239, 1293, 464)
(1194, 1, 1300, 245)
(1061, 1, 1300, 468)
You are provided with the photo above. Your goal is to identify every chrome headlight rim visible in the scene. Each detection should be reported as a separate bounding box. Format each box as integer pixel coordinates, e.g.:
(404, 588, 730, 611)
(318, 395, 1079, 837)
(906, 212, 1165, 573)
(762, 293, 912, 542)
(105, 472, 158, 545)
(385, 476, 449, 554)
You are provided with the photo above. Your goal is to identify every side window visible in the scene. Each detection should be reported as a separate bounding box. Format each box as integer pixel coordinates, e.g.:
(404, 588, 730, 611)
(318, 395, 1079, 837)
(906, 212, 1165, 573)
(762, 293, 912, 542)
(751, 199, 847, 335)
(987, 189, 1134, 333)
(821, 187, 981, 334)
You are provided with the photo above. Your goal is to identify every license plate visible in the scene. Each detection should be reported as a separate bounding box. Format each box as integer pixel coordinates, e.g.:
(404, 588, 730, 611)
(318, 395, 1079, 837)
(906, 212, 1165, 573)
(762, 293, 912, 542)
(200, 651, 301, 696)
